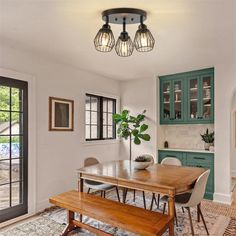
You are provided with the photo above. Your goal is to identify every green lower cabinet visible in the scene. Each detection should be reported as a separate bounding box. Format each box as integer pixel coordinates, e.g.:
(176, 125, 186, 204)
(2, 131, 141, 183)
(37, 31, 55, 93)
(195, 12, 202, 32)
(158, 150, 214, 200)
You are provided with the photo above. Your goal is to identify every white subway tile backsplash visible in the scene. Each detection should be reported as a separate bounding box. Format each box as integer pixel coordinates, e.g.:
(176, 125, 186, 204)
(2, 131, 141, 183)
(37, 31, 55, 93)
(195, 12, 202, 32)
(162, 124, 214, 150)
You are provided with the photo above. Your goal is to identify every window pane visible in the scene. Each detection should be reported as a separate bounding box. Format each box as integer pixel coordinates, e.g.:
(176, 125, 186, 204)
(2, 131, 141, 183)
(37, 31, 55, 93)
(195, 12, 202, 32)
(103, 112, 107, 125)
(11, 88, 22, 112)
(91, 97, 98, 111)
(12, 136, 21, 158)
(12, 159, 21, 182)
(91, 126, 98, 139)
(108, 114, 113, 125)
(91, 112, 98, 125)
(0, 184, 10, 210)
(85, 111, 90, 125)
(103, 99, 107, 112)
(0, 136, 10, 159)
(108, 100, 113, 113)
(0, 160, 10, 185)
(12, 181, 22, 206)
(103, 125, 107, 138)
(11, 112, 22, 135)
(0, 111, 10, 135)
(0, 86, 10, 111)
(85, 96, 90, 110)
(108, 126, 113, 138)
(85, 125, 90, 139)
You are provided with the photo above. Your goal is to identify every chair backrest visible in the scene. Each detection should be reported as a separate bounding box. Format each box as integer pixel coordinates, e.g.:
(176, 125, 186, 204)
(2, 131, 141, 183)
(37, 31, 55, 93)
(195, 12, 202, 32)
(84, 157, 99, 167)
(161, 157, 182, 166)
(186, 169, 210, 207)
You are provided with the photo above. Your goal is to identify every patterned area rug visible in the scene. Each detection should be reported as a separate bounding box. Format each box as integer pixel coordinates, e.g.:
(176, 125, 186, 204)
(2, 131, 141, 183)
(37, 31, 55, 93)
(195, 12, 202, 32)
(1, 189, 236, 236)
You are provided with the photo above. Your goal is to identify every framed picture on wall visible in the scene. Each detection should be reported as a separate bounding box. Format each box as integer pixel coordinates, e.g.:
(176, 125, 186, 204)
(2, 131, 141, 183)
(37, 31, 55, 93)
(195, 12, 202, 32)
(49, 97, 74, 131)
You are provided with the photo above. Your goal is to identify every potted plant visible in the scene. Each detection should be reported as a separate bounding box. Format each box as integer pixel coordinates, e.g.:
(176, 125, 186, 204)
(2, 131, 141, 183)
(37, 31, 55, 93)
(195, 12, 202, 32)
(133, 154, 153, 170)
(200, 128, 214, 150)
(113, 110, 151, 161)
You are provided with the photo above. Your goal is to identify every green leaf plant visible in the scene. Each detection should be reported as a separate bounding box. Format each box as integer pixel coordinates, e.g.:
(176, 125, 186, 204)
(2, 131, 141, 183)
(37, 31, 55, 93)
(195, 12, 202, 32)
(200, 128, 214, 144)
(113, 110, 151, 161)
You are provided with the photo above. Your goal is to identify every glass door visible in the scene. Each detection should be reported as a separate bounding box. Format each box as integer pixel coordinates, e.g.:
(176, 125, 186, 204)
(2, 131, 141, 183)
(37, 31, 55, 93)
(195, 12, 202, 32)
(187, 77, 199, 121)
(161, 80, 171, 122)
(172, 80, 184, 122)
(201, 74, 213, 121)
(0, 77, 28, 223)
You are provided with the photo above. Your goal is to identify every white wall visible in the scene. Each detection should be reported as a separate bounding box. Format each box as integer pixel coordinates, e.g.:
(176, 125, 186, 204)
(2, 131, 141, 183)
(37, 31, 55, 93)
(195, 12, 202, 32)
(0, 45, 121, 212)
(120, 78, 157, 160)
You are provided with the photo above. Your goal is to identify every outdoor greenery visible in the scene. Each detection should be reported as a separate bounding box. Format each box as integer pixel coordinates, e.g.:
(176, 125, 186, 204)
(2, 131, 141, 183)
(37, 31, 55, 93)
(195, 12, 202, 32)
(0, 86, 20, 122)
(0, 136, 20, 143)
(200, 128, 214, 143)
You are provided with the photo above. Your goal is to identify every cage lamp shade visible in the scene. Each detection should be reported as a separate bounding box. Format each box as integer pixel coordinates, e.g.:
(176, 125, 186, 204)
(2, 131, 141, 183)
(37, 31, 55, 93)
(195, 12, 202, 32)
(94, 24, 115, 52)
(134, 24, 155, 52)
(115, 32, 134, 57)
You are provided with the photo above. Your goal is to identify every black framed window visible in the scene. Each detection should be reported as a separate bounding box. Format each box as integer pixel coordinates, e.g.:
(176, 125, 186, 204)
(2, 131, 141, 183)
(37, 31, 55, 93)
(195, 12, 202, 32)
(0, 76, 28, 223)
(85, 94, 116, 140)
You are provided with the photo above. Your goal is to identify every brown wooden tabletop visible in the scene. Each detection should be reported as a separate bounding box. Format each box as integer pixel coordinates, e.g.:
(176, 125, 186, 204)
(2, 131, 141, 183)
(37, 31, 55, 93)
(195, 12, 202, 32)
(77, 160, 205, 236)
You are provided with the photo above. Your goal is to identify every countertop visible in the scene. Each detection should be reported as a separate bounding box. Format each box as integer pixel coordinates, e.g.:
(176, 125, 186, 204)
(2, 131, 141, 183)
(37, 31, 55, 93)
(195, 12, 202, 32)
(158, 148, 214, 154)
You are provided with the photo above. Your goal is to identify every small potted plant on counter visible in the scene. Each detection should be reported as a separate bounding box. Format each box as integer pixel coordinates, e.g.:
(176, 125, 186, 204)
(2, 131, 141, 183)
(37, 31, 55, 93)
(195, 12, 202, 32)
(200, 128, 214, 151)
(133, 154, 154, 170)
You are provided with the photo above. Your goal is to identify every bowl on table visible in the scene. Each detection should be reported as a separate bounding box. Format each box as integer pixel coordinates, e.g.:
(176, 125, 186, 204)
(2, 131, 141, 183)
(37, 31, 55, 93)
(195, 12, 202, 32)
(133, 154, 154, 170)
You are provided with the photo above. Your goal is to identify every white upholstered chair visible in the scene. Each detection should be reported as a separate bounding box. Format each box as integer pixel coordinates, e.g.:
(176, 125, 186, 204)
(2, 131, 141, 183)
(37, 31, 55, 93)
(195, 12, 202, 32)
(162, 169, 210, 235)
(84, 157, 120, 202)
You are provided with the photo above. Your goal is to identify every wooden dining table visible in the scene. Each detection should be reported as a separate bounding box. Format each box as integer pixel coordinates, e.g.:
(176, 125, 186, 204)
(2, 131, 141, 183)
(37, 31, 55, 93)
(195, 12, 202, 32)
(77, 160, 205, 236)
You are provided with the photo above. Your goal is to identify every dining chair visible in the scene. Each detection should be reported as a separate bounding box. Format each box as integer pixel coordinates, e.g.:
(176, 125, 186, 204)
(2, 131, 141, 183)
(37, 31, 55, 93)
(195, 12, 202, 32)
(84, 157, 120, 202)
(123, 155, 154, 209)
(150, 157, 182, 212)
(162, 169, 210, 235)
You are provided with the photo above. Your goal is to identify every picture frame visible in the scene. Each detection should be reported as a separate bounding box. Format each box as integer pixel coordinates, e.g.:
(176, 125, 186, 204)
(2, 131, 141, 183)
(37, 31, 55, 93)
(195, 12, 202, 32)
(49, 97, 74, 131)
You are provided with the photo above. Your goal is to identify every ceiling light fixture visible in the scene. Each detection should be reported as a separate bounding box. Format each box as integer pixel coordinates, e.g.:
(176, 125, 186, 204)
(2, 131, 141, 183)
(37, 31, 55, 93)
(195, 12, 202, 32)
(94, 8, 155, 57)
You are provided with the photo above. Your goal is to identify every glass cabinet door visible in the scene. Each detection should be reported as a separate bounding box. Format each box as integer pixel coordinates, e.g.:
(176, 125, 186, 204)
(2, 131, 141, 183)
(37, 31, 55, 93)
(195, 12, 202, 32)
(188, 77, 199, 121)
(173, 80, 183, 121)
(201, 75, 213, 121)
(161, 81, 171, 122)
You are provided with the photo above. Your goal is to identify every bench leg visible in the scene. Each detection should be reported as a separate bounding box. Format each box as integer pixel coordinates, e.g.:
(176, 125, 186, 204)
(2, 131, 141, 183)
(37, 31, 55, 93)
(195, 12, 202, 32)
(78, 177, 84, 222)
(62, 210, 78, 236)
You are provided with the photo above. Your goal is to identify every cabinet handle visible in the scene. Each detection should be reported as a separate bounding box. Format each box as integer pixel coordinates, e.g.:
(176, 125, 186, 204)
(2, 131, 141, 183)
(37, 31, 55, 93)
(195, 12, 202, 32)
(193, 157, 205, 160)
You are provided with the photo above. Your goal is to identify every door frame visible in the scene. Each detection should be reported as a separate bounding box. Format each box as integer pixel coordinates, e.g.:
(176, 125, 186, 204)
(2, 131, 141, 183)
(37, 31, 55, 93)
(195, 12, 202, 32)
(0, 68, 36, 227)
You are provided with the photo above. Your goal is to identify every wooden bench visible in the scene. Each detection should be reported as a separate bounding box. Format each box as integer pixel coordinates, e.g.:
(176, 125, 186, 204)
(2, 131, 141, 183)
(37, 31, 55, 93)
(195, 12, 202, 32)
(49, 190, 173, 236)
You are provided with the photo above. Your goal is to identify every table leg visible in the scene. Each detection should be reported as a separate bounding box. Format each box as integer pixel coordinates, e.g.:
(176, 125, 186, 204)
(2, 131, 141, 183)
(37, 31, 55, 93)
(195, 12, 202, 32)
(62, 210, 77, 236)
(168, 193, 175, 236)
(78, 176, 84, 222)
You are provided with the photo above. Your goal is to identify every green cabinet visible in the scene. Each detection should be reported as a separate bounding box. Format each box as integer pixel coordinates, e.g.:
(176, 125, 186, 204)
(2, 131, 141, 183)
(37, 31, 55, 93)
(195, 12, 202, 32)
(158, 150, 214, 200)
(160, 68, 214, 124)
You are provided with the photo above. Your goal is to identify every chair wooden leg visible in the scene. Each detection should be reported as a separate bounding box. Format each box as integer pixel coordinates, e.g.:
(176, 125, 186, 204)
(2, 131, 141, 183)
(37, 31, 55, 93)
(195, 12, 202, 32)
(163, 202, 166, 214)
(100, 190, 103, 197)
(115, 187, 120, 202)
(142, 191, 146, 209)
(198, 205, 209, 235)
(150, 193, 155, 210)
(133, 189, 136, 202)
(182, 207, 185, 213)
(186, 207, 194, 236)
(174, 205, 178, 226)
(103, 191, 106, 198)
(87, 188, 91, 194)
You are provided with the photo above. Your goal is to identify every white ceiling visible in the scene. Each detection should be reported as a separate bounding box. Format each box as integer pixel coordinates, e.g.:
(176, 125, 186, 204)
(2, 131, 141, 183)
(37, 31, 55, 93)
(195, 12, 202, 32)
(0, 0, 235, 80)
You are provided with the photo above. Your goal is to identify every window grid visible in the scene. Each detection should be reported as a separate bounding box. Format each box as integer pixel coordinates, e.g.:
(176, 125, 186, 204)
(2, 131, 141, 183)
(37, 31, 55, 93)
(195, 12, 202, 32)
(85, 94, 116, 141)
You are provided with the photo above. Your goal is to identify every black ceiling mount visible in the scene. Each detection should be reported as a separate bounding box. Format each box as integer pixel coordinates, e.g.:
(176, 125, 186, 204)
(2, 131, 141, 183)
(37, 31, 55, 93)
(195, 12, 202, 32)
(102, 8, 147, 24)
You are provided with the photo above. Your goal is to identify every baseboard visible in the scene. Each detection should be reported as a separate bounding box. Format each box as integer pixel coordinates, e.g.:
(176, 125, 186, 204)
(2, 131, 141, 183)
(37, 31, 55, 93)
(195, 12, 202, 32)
(213, 192, 232, 205)
(36, 199, 52, 212)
